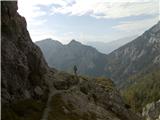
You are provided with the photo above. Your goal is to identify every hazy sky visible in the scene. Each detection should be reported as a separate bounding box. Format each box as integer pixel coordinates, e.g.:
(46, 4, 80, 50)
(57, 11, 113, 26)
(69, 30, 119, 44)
(18, 0, 159, 44)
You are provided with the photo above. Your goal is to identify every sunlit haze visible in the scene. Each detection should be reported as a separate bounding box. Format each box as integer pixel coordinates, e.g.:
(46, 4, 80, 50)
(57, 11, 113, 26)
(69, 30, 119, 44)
(18, 0, 159, 44)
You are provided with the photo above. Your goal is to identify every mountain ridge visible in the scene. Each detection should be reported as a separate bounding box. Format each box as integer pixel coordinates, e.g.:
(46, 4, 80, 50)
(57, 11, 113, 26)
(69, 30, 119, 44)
(36, 22, 160, 88)
(36, 39, 108, 77)
(105, 21, 160, 87)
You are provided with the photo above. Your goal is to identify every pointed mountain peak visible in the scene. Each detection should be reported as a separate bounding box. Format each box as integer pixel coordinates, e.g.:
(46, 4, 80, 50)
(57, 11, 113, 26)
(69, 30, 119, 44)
(40, 38, 62, 45)
(44, 38, 52, 41)
(45, 38, 61, 44)
(68, 39, 82, 46)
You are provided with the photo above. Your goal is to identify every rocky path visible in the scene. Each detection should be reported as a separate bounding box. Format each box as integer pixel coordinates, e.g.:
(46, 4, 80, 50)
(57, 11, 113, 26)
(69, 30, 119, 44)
(40, 87, 58, 120)
(40, 73, 80, 120)
(40, 85, 65, 120)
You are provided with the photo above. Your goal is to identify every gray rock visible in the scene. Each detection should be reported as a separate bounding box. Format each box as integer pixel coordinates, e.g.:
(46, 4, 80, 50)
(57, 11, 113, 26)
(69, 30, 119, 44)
(34, 86, 43, 96)
(142, 100, 160, 120)
(1, 1, 50, 103)
(24, 90, 31, 98)
(54, 80, 69, 90)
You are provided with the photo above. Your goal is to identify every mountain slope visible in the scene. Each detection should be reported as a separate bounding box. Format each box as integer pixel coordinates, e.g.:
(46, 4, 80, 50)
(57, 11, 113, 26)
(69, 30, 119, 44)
(2, 1, 141, 120)
(122, 70, 160, 112)
(36, 39, 107, 77)
(87, 35, 137, 54)
(36, 22, 160, 88)
(105, 22, 160, 87)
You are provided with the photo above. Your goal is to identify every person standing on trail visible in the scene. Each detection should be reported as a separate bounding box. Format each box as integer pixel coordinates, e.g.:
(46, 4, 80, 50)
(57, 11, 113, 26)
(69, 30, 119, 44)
(73, 65, 78, 75)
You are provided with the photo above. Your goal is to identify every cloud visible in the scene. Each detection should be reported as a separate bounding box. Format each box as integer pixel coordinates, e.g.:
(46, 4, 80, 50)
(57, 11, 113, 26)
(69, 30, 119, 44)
(51, 0, 159, 19)
(28, 26, 60, 42)
(17, 0, 159, 43)
(18, 0, 159, 21)
(112, 17, 159, 34)
(18, 1, 46, 21)
(60, 32, 125, 44)
(18, 0, 53, 42)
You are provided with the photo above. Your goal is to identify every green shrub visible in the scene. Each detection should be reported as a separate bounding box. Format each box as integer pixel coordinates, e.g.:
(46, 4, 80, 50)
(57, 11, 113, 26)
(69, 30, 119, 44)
(95, 77, 115, 91)
(122, 70, 160, 113)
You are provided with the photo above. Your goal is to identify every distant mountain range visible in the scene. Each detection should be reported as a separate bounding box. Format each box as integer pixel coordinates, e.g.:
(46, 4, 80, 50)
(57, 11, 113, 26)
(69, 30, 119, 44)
(86, 35, 138, 54)
(36, 39, 107, 77)
(36, 22, 160, 88)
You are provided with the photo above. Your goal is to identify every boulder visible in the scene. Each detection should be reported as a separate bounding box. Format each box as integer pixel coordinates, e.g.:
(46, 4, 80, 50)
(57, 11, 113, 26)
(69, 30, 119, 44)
(142, 99, 160, 120)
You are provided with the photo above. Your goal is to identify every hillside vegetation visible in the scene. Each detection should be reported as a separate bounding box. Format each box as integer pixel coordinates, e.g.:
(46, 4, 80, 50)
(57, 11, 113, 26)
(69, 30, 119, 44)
(122, 70, 160, 113)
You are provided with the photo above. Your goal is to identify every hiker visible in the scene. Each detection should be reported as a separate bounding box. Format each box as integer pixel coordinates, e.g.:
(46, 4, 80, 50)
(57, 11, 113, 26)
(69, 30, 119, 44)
(73, 65, 78, 75)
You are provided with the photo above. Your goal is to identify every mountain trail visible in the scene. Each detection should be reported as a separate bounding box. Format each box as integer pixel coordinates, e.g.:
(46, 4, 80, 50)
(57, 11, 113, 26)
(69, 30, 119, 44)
(40, 87, 62, 120)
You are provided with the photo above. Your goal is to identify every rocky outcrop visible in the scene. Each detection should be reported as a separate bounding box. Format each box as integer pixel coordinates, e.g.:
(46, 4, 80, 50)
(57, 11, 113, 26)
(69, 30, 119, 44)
(1, 1, 143, 120)
(43, 74, 142, 120)
(1, 1, 50, 103)
(142, 100, 160, 120)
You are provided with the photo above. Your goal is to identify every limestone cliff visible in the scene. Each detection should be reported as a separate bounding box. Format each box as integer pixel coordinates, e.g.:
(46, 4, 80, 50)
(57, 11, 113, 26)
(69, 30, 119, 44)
(1, 1, 51, 104)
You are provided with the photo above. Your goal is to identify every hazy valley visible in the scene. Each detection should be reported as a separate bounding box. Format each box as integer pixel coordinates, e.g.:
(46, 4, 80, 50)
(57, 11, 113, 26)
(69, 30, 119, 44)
(86, 35, 138, 54)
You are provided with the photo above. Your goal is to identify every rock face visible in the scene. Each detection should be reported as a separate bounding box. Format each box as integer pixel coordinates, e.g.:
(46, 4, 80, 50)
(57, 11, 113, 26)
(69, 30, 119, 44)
(1, 1, 50, 103)
(105, 22, 160, 87)
(1, 1, 142, 120)
(36, 39, 107, 77)
(142, 100, 160, 120)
